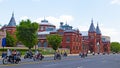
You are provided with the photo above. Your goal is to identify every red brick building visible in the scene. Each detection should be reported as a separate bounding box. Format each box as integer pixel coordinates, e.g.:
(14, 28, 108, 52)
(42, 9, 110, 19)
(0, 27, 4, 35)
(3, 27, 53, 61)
(1, 12, 16, 37)
(1, 13, 110, 54)
(81, 19, 110, 54)
(37, 19, 110, 54)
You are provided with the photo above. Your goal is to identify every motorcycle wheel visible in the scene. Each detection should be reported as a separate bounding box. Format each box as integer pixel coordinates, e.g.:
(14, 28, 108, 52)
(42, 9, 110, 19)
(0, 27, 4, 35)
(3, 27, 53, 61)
(24, 56, 26, 59)
(54, 56, 56, 60)
(15, 60, 19, 64)
(33, 57, 36, 61)
(58, 56, 61, 60)
(2, 58, 8, 64)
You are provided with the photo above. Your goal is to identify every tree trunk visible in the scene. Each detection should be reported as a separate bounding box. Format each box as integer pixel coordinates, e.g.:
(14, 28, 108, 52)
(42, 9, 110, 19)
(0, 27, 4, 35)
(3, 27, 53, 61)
(29, 47, 31, 51)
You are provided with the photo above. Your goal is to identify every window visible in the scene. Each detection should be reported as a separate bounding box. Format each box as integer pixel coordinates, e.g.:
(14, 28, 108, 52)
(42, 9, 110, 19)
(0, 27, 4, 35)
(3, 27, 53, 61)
(41, 26, 44, 30)
(91, 36, 94, 39)
(66, 36, 70, 42)
(58, 32, 64, 35)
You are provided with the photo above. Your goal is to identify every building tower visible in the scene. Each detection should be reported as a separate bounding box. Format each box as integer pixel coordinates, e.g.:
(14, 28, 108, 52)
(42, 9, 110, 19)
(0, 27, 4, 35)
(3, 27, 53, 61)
(6, 12, 16, 36)
(88, 19, 97, 53)
(96, 23, 103, 53)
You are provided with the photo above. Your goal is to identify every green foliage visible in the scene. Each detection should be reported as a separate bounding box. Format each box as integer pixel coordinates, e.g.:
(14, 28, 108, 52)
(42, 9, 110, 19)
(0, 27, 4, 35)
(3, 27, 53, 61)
(110, 42, 120, 53)
(46, 34, 62, 51)
(0, 48, 55, 56)
(16, 19, 39, 49)
(6, 32, 16, 47)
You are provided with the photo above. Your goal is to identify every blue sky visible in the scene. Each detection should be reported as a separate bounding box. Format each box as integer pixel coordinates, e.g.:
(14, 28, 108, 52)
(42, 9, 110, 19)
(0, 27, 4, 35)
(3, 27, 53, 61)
(0, 0, 120, 42)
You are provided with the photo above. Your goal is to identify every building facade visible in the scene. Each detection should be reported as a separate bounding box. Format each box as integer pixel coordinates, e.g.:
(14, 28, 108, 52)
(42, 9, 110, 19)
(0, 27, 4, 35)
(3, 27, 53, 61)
(81, 19, 110, 54)
(37, 19, 110, 54)
(1, 13, 110, 54)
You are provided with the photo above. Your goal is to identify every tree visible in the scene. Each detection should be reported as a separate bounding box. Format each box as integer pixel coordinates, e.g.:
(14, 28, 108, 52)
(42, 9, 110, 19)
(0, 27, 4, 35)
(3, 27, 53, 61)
(46, 34, 62, 51)
(110, 42, 120, 53)
(16, 19, 39, 49)
(6, 32, 16, 47)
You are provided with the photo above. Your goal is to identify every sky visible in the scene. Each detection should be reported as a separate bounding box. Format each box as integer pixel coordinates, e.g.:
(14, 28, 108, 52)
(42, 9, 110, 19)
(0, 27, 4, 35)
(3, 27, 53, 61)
(0, 0, 120, 42)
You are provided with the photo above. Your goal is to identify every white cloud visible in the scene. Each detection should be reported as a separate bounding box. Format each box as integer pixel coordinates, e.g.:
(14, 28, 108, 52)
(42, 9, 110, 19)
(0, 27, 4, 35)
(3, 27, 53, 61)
(101, 27, 120, 42)
(110, 0, 120, 5)
(16, 16, 32, 25)
(34, 15, 74, 28)
(19, 16, 30, 21)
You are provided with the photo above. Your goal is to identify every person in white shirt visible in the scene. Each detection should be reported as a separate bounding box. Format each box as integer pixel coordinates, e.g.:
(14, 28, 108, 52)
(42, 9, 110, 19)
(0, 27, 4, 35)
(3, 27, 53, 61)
(7, 49, 12, 57)
(35, 50, 39, 55)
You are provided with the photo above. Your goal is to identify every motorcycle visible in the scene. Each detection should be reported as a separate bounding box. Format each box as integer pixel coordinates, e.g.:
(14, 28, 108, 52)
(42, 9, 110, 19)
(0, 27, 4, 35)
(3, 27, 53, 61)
(63, 52, 67, 57)
(33, 54, 44, 61)
(54, 53, 61, 60)
(79, 53, 86, 58)
(24, 52, 33, 59)
(2, 55, 21, 64)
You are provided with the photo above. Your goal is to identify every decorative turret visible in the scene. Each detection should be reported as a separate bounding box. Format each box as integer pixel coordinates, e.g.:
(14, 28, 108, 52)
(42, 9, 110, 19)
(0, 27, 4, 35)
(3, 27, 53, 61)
(96, 23, 101, 35)
(41, 17, 48, 23)
(88, 19, 96, 32)
(7, 12, 16, 27)
(88, 19, 97, 53)
(96, 23, 102, 53)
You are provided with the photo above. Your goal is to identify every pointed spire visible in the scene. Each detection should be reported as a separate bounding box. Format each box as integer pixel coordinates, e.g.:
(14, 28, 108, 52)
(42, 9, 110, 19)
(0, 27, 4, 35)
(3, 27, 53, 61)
(65, 21, 67, 25)
(96, 22, 101, 34)
(43, 16, 45, 20)
(88, 18, 96, 32)
(7, 12, 16, 27)
(41, 16, 48, 23)
(91, 18, 93, 23)
(12, 12, 14, 17)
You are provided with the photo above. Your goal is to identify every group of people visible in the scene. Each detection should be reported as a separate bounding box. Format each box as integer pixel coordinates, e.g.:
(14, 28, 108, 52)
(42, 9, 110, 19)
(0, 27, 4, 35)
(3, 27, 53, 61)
(24, 50, 43, 59)
(54, 50, 68, 60)
(1, 49, 21, 63)
(2, 49, 68, 62)
(7, 49, 21, 62)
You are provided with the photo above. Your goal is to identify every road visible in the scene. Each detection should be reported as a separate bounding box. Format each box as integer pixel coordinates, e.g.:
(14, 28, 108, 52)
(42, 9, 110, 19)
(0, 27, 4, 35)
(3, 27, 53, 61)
(0, 54, 120, 68)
